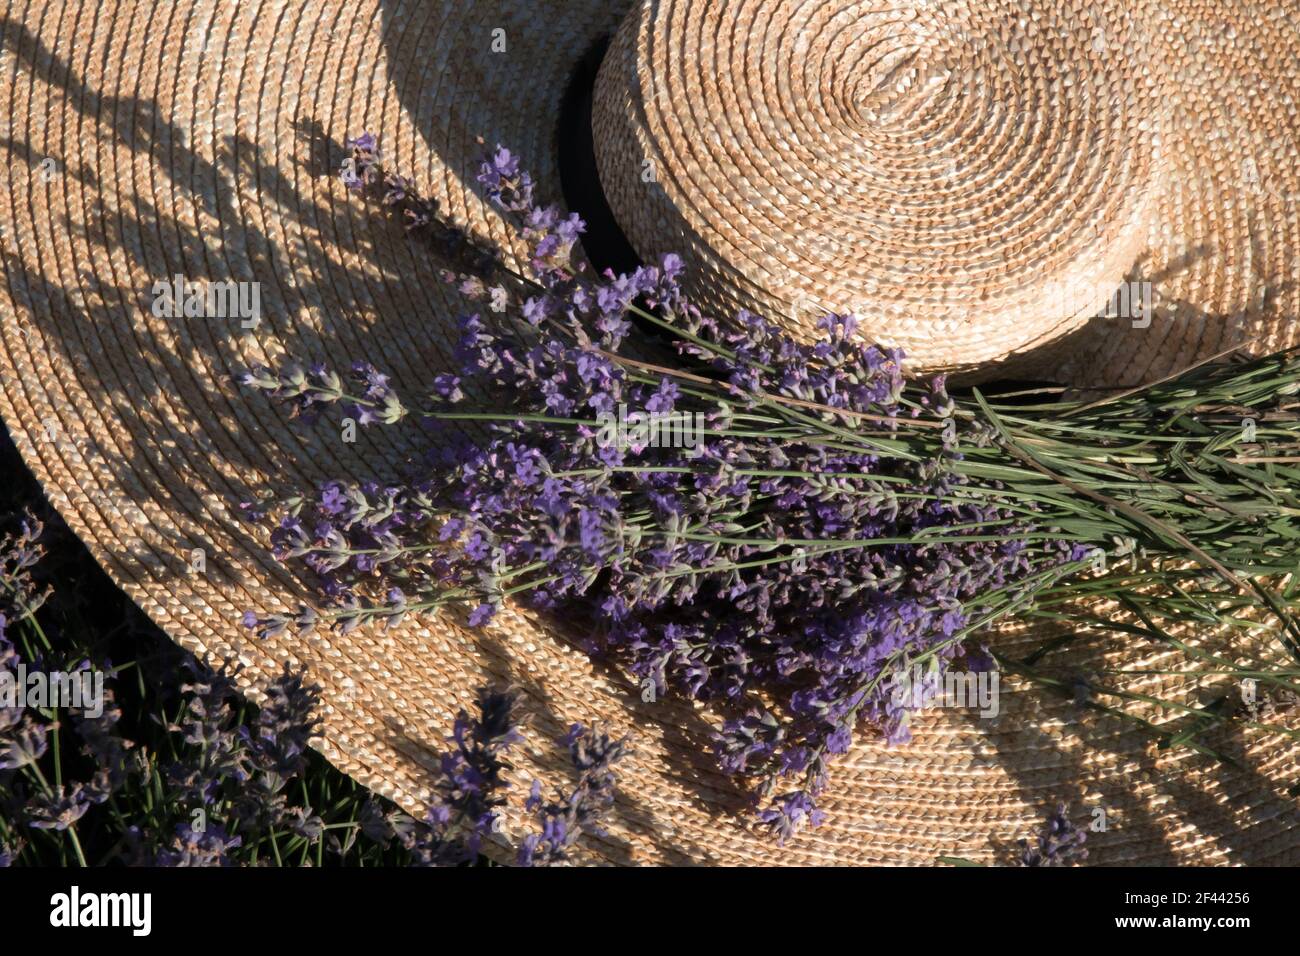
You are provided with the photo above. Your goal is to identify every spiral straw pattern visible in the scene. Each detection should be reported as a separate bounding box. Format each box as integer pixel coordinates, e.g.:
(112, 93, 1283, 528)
(593, 0, 1170, 375)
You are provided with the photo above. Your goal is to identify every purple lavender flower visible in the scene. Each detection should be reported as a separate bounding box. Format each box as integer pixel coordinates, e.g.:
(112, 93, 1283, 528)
(0, 512, 47, 629)
(0, 718, 48, 770)
(401, 688, 521, 866)
(467, 603, 496, 628)
(155, 823, 243, 867)
(358, 797, 397, 845)
(1019, 803, 1089, 866)
(163, 661, 252, 804)
(518, 724, 628, 866)
(758, 790, 825, 846)
(71, 690, 139, 801)
(243, 143, 1084, 843)
(340, 132, 381, 193)
(479, 146, 535, 214)
(25, 783, 92, 831)
(244, 663, 322, 779)
(227, 664, 325, 836)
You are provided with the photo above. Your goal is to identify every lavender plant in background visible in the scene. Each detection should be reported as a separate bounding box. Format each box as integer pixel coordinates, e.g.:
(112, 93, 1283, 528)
(0, 492, 628, 866)
(161, 659, 328, 854)
(406, 687, 520, 866)
(0, 508, 355, 865)
(243, 136, 1091, 840)
(0, 515, 48, 779)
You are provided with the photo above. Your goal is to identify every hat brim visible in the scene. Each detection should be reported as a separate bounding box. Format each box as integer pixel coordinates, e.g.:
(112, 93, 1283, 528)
(1032, 0, 1300, 387)
(0, 0, 1296, 864)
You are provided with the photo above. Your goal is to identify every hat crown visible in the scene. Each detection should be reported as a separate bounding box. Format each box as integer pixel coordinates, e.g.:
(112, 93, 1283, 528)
(592, 0, 1170, 375)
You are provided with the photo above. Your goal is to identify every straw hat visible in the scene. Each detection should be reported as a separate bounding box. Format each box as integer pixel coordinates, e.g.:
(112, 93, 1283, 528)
(0, 0, 1296, 865)
(594, 0, 1300, 384)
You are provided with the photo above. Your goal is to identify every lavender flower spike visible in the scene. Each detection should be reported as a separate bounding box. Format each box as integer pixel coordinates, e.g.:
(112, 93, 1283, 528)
(518, 723, 629, 866)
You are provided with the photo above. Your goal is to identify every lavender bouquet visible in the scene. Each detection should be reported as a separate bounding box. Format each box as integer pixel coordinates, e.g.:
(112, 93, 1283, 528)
(243, 136, 1300, 839)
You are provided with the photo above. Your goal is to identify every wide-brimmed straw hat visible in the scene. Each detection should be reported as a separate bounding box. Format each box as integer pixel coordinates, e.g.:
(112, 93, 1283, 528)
(0, 0, 1296, 865)
(593, 0, 1300, 382)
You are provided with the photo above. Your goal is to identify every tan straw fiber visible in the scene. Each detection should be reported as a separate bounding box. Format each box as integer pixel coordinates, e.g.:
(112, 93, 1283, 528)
(0, 0, 1297, 865)
(593, 0, 1171, 375)
(594, 0, 1300, 386)
(1044, 0, 1300, 388)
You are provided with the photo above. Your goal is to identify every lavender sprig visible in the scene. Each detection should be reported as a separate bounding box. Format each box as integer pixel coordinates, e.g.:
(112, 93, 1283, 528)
(399, 688, 521, 866)
(518, 723, 629, 866)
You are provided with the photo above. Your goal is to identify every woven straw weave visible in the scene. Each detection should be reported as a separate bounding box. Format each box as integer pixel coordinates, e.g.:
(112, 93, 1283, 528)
(594, 0, 1300, 386)
(1046, 0, 1300, 387)
(593, 0, 1169, 376)
(0, 0, 1296, 865)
